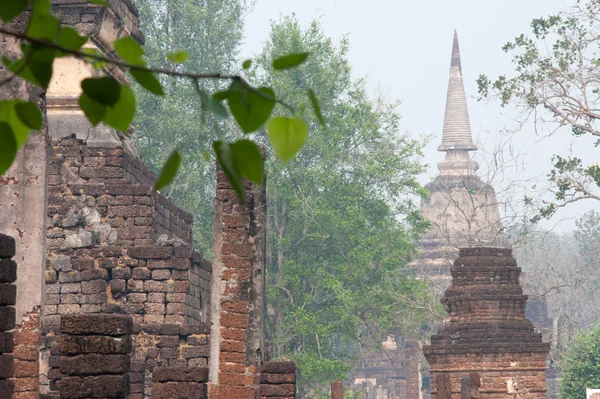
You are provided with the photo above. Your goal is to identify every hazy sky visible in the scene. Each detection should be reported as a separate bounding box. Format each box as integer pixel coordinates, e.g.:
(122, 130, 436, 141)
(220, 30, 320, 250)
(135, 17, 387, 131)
(241, 0, 597, 232)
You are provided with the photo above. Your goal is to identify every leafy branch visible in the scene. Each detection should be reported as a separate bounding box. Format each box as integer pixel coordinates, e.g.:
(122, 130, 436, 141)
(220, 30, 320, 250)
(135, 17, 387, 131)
(0, 0, 324, 201)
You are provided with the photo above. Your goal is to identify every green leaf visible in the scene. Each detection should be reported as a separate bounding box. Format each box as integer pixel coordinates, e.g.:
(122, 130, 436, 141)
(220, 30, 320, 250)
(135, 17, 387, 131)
(27, 14, 60, 41)
(197, 91, 228, 119)
(0, 100, 32, 148)
(272, 52, 309, 70)
(114, 37, 145, 65)
(267, 116, 309, 162)
(28, 45, 56, 89)
(231, 139, 264, 185)
(154, 150, 181, 191)
(14, 102, 42, 130)
(308, 89, 325, 127)
(78, 93, 106, 126)
(130, 69, 164, 95)
(242, 59, 252, 70)
(167, 51, 189, 63)
(103, 84, 136, 132)
(0, 0, 28, 22)
(213, 140, 245, 201)
(31, 0, 50, 14)
(58, 27, 87, 52)
(227, 86, 275, 133)
(89, 0, 109, 5)
(81, 77, 121, 106)
(0, 122, 17, 175)
(80, 48, 107, 69)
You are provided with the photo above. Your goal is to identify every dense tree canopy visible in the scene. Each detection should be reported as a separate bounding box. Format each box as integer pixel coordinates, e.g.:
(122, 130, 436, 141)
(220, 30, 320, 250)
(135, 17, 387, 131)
(560, 325, 600, 399)
(250, 16, 434, 396)
(131, 0, 247, 253)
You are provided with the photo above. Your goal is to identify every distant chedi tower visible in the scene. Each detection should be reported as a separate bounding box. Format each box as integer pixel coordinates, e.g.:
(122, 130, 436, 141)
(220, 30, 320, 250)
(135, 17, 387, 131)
(413, 30, 504, 293)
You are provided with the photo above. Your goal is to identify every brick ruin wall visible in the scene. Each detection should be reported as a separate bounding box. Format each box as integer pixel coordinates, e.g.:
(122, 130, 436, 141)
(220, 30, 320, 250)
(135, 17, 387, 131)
(0, 234, 17, 399)
(38, 134, 213, 397)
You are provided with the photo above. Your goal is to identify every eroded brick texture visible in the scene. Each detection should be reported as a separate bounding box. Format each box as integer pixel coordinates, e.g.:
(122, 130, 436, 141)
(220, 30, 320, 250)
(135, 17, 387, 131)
(58, 314, 133, 399)
(210, 168, 267, 399)
(331, 379, 343, 399)
(132, 323, 209, 398)
(423, 248, 550, 399)
(259, 361, 296, 399)
(11, 308, 40, 399)
(0, 234, 16, 399)
(151, 366, 208, 399)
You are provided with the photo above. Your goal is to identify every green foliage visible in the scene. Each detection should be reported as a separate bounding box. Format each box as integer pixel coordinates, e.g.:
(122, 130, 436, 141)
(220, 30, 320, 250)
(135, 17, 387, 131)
(251, 16, 433, 396)
(560, 325, 600, 399)
(154, 150, 181, 192)
(478, 0, 600, 216)
(0, 0, 312, 204)
(129, 0, 247, 252)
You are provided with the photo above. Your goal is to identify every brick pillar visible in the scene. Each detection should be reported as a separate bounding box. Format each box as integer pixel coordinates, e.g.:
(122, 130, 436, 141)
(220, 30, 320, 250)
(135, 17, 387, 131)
(58, 314, 132, 398)
(0, 234, 16, 399)
(151, 366, 209, 398)
(11, 308, 41, 398)
(406, 345, 421, 399)
(259, 361, 296, 398)
(209, 168, 266, 398)
(331, 379, 344, 399)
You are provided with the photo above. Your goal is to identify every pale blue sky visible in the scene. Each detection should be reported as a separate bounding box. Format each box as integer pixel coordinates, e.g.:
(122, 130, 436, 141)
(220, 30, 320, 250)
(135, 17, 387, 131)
(241, 0, 598, 232)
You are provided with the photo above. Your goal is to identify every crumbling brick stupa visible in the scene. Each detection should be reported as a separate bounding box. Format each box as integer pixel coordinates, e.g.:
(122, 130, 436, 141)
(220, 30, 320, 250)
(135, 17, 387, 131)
(423, 247, 550, 399)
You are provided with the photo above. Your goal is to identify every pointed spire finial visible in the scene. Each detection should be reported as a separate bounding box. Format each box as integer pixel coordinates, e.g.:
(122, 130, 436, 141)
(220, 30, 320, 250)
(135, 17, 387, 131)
(451, 29, 461, 73)
(438, 30, 477, 153)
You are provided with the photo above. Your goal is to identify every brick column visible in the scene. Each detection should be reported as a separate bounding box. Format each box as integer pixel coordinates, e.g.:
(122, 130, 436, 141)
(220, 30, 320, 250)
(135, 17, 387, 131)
(59, 314, 133, 398)
(406, 345, 421, 399)
(0, 234, 16, 399)
(331, 379, 344, 399)
(259, 361, 296, 398)
(11, 308, 41, 397)
(209, 168, 266, 398)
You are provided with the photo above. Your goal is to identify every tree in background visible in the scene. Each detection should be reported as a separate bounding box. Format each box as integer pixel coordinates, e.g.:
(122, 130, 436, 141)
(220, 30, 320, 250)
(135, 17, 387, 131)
(249, 16, 435, 396)
(559, 325, 600, 399)
(131, 0, 249, 253)
(477, 0, 600, 219)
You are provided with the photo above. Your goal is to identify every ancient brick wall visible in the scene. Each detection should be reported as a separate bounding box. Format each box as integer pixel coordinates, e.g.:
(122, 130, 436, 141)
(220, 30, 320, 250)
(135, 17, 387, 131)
(132, 323, 210, 397)
(151, 366, 209, 399)
(0, 234, 17, 399)
(423, 247, 550, 399)
(58, 314, 133, 399)
(186, 252, 212, 325)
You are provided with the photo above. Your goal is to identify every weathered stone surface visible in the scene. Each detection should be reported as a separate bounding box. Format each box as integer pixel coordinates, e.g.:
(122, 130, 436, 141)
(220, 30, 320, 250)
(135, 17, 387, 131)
(60, 354, 129, 375)
(64, 229, 94, 249)
(0, 284, 16, 305)
(151, 382, 207, 399)
(152, 366, 209, 382)
(60, 314, 132, 335)
(0, 354, 14, 379)
(261, 361, 295, 374)
(0, 307, 15, 331)
(58, 374, 129, 398)
(50, 256, 72, 272)
(0, 332, 13, 352)
(0, 260, 17, 283)
(260, 384, 296, 397)
(261, 372, 296, 384)
(0, 379, 14, 399)
(59, 335, 132, 355)
(0, 234, 16, 258)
